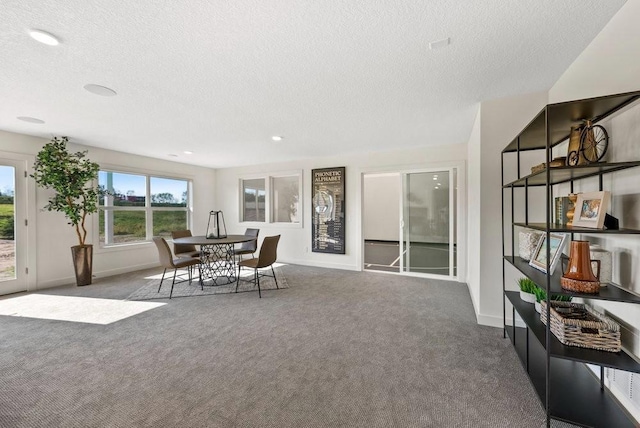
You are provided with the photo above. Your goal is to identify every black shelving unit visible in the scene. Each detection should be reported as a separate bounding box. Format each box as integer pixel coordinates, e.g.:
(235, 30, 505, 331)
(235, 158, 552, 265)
(501, 90, 640, 427)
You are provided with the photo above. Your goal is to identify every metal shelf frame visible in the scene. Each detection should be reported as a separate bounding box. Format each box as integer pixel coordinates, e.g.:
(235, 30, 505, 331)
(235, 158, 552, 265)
(501, 89, 640, 427)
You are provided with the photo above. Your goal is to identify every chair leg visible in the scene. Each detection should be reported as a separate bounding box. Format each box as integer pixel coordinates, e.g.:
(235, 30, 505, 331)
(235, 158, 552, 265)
(235, 265, 241, 293)
(170, 269, 177, 299)
(158, 268, 167, 293)
(188, 266, 192, 284)
(257, 270, 261, 298)
(271, 265, 279, 289)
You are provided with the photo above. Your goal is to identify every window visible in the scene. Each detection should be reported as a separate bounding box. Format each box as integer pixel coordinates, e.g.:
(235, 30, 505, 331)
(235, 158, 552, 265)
(242, 178, 265, 222)
(271, 175, 301, 223)
(98, 171, 189, 246)
(240, 171, 302, 225)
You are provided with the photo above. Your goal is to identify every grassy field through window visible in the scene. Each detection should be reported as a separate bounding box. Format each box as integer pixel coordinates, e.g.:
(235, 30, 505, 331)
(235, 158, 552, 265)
(99, 210, 187, 244)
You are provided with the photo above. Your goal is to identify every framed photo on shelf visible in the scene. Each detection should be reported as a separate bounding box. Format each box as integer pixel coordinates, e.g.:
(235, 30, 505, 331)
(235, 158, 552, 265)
(529, 233, 567, 274)
(572, 191, 611, 229)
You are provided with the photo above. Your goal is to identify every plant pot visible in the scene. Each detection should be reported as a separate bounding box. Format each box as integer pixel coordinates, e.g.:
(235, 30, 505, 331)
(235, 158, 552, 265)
(71, 244, 93, 286)
(535, 301, 541, 313)
(520, 291, 536, 304)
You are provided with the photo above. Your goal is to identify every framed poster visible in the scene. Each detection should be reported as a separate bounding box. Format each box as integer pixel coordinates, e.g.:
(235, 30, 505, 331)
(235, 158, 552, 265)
(312, 167, 345, 254)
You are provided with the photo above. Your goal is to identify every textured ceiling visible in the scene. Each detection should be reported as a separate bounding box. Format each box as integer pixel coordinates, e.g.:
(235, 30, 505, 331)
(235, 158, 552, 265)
(0, 0, 627, 168)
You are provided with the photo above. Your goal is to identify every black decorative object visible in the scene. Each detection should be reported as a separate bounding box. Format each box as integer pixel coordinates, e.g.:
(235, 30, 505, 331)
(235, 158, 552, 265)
(206, 210, 227, 239)
(604, 213, 619, 230)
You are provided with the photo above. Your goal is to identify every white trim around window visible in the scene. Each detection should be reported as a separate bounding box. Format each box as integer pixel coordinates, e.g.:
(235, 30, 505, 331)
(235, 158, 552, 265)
(239, 170, 303, 228)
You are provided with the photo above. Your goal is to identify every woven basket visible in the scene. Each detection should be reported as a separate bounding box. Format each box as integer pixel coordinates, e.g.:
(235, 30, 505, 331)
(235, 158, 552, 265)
(540, 300, 621, 353)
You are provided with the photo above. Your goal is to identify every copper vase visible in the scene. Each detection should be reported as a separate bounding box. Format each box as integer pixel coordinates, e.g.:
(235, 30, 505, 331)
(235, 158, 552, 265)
(71, 244, 93, 286)
(561, 241, 600, 293)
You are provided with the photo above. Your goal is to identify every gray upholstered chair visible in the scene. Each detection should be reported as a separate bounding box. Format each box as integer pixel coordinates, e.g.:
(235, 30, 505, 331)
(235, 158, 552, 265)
(236, 235, 280, 298)
(152, 237, 200, 299)
(234, 228, 259, 262)
(171, 230, 200, 259)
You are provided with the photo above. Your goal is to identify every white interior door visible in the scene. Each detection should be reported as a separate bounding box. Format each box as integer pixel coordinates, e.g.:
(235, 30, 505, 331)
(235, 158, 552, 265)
(0, 159, 28, 295)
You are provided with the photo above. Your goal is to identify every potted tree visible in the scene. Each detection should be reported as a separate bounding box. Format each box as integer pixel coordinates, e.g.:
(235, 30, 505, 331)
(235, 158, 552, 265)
(32, 136, 107, 286)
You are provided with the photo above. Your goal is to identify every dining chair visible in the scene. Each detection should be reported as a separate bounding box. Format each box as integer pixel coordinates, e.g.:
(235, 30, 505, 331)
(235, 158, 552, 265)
(236, 235, 280, 298)
(153, 237, 201, 299)
(234, 228, 260, 262)
(171, 230, 200, 259)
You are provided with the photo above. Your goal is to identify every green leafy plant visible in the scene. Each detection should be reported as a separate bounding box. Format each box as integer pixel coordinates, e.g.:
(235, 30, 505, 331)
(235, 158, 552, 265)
(31, 136, 108, 246)
(533, 286, 546, 303)
(532, 286, 573, 303)
(517, 277, 537, 294)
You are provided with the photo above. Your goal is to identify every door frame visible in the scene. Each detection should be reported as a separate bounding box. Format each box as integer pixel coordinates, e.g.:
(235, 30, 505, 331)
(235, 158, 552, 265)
(359, 160, 466, 282)
(0, 151, 37, 295)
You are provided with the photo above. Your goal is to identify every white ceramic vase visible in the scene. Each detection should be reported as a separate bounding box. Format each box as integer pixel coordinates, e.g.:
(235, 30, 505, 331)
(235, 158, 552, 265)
(589, 244, 612, 286)
(535, 301, 541, 313)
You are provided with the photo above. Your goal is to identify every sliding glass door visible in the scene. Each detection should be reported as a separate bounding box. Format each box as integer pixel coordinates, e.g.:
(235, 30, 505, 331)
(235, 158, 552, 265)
(401, 169, 456, 278)
(0, 160, 27, 294)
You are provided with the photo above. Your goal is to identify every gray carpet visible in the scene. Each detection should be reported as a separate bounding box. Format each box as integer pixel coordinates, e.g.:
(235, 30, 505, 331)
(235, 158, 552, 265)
(0, 265, 575, 427)
(126, 267, 287, 300)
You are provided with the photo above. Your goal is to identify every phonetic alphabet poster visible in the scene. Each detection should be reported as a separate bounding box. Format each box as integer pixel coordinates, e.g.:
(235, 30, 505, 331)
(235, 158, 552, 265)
(312, 167, 345, 254)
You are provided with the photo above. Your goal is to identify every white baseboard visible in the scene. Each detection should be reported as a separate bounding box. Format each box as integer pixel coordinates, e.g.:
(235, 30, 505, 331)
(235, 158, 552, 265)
(35, 262, 160, 290)
(280, 258, 360, 271)
(476, 313, 505, 328)
(93, 262, 159, 279)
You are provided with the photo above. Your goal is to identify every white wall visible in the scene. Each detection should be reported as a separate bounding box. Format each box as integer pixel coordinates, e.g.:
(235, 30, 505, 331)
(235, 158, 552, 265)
(466, 108, 482, 315)
(215, 144, 467, 273)
(0, 130, 216, 289)
(549, 0, 640, 104)
(363, 174, 399, 242)
(467, 91, 549, 327)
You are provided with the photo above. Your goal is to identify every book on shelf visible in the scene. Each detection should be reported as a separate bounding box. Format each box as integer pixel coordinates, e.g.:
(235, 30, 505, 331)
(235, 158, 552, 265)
(555, 196, 571, 225)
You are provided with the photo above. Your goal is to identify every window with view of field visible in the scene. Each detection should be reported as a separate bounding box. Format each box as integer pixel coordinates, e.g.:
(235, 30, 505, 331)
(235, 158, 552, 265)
(99, 171, 189, 246)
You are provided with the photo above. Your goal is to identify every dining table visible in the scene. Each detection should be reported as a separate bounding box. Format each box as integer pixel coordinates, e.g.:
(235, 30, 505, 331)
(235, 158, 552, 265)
(173, 234, 257, 285)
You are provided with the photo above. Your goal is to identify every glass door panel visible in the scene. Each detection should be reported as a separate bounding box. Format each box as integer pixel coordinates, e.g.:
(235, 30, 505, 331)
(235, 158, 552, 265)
(0, 166, 15, 282)
(0, 160, 26, 295)
(401, 169, 456, 277)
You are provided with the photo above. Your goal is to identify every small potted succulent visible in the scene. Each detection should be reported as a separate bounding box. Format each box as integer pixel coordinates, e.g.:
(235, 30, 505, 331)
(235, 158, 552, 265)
(517, 277, 537, 304)
(533, 286, 572, 313)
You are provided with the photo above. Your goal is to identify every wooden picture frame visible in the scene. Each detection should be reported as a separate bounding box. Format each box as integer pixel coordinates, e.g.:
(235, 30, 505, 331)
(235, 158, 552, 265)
(573, 191, 611, 229)
(529, 233, 567, 275)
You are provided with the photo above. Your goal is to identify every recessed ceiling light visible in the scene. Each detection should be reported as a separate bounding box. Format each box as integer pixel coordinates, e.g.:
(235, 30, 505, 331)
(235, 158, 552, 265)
(432, 176, 437, 180)
(437, 183, 441, 186)
(84, 84, 117, 97)
(29, 29, 60, 46)
(168, 154, 178, 158)
(17, 116, 45, 124)
(183, 151, 193, 155)
(429, 37, 450, 50)
(271, 136, 283, 141)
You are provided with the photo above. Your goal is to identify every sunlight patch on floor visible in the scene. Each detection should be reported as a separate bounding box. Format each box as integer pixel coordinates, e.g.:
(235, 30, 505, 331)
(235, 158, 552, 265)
(0, 294, 166, 325)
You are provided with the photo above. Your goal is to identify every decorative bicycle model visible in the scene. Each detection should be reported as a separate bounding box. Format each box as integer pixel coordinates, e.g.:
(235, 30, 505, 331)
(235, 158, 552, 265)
(567, 120, 609, 166)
